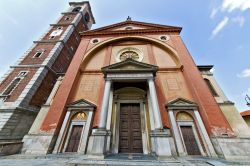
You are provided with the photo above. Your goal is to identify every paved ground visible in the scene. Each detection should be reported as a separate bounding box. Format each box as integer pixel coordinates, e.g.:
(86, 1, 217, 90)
(0, 154, 250, 166)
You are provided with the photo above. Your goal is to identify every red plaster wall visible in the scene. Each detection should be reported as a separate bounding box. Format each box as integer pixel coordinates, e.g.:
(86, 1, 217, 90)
(40, 39, 90, 132)
(171, 36, 233, 136)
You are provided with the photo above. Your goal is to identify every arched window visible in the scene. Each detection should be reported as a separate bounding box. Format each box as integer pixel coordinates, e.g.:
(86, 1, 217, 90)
(120, 50, 140, 61)
(72, 7, 81, 12)
(204, 78, 218, 96)
(176, 111, 193, 121)
(2, 78, 21, 95)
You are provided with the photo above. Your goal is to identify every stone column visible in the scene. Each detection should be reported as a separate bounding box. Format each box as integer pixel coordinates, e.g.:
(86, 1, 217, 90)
(147, 78, 162, 129)
(194, 110, 217, 157)
(99, 79, 111, 129)
(168, 110, 185, 156)
(87, 79, 111, 158)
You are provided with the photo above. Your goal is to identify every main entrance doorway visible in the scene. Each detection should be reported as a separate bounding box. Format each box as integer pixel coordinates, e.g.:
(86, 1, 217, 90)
(119, 103, 143, 153)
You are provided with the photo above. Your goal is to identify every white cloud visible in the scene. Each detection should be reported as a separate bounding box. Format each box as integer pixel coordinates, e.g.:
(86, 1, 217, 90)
(238, 68, 250, 78)
(221, 0, 250, 12)
(232, 16, 245, 27)
(210, 8, 219, 19)
(211, 17, 229, 38)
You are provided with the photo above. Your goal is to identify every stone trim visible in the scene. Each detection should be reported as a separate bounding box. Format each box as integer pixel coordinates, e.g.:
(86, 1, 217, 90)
(166, 100, 217, 157)
(15, 67, 49, 107)
(81, 20, 180, 36)
(0, 68, 14, 85)
(53, 107, 94, 154)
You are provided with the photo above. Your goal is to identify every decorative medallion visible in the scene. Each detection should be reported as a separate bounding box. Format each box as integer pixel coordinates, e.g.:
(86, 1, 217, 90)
(116, 47, 143, 62)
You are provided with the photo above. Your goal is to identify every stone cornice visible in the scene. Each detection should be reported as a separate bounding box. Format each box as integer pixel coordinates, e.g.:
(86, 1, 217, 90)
(81, 28, 180, 37)
(80, 20, 182, 37)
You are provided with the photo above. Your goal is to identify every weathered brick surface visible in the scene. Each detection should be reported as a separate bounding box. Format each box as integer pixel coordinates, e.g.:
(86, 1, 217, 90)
(19, 43, 55, 65)
(0, 68, 37, 102)
(29, 71, 57, 107)
(57, 13, 77, 25)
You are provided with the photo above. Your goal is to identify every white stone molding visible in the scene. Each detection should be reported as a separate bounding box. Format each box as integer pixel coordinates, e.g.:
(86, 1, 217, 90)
(115, 47, 143, 62)
(148, 78, 162, 130)
(53, 99, 96, 154)
(194, 110, 217, 157)
(53, 111, 71, 153)
(166, 98, 217, 157)
(105, 89, 113, 152)
(168, 110, 185, 156)
(99, 79, 111, 129)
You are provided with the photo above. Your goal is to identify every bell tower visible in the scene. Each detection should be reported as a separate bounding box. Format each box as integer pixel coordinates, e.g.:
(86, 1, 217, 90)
(0, 1, 94, 154)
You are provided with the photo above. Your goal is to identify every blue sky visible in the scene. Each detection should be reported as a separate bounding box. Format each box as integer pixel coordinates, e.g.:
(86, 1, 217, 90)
(0, 0, 249, 112)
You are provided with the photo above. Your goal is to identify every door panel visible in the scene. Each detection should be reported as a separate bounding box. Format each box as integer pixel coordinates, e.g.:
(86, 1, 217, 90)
(65, 125, 83, 152)
(180, 126, 201, 155)
(119, 103, 143, 153)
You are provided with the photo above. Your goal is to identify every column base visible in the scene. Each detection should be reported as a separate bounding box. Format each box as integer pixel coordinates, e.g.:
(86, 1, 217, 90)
(211, 137, 250, 160)
(22, 133, 55, 155)
(86, 129, 111, 159)
(150, 129, 175, 159)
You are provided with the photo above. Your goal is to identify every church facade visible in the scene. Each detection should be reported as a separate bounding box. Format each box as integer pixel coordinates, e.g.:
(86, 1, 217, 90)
(1, 1, 250, 160)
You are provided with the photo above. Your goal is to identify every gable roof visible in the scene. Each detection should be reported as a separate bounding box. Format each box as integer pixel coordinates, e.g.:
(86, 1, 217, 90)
(241, 110, 250, 117)
(81, 20, 182, 37)
(67, 99, 96, 109)
(101, 58, 158, 76)
(166, 98, 198, 109)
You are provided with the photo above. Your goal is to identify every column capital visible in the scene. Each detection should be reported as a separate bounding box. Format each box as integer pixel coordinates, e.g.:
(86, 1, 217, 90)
(147, 77, 155, 82)
(104, 77, 112, 81)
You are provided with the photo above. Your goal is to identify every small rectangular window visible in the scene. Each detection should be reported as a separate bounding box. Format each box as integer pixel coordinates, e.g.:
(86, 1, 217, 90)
(2, 78, 21, 95)
(57, 26, 63, 30)
(18, 71, 28, 77)
(49, 36, 55, 39)
(33, 51, 43, 58)
(65, 16, 71, 21)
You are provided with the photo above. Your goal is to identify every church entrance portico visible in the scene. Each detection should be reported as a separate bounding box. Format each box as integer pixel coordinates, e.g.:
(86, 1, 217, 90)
(87, 58, 173, 158)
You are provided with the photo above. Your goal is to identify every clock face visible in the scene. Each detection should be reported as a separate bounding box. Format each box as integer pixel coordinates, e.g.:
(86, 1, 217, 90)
(120, 51, 139, 61)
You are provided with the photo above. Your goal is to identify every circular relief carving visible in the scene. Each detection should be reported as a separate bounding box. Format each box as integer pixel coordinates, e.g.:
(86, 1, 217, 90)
(159, 35, 170, 41)
(125, 26, 133, 30)
(91, 38, 100, 44)
(116, 47, 143, 62)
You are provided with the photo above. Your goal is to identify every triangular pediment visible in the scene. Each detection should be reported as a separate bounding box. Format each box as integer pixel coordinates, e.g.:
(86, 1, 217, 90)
(110, 24, 147, 31)
(102, 58, 158, 75)
(166, 98, 198, 108)
(67, 99, 96, 109)
(82, 20, 182, 36)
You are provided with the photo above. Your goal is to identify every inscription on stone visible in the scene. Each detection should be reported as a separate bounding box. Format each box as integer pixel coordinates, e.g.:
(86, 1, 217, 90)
(166, 78, 180, 90)
(80, 79, 97, 92)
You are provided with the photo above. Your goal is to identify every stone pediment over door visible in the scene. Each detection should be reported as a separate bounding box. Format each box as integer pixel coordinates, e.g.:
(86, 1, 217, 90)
(67, 99, 96, 110)
(166, 98, 198, 110)
(101, 58, 158, 76)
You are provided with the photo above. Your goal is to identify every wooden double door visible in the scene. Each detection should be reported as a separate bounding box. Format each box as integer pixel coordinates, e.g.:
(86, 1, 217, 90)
(119, 103, 143, 153)
(180, 126, 201, 155)
(65, 125, 83, 152)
